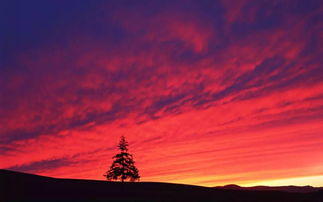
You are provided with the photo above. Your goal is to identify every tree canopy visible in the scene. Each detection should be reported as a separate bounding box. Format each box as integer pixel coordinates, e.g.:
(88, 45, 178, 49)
(104, 136, 140, 182)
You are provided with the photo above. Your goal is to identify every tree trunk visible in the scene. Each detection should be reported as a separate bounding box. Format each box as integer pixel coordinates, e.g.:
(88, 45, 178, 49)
(122, 160, 125, 182)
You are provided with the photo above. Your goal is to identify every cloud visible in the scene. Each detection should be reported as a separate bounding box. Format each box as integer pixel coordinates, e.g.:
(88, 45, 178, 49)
(7, 158, 73, 173)
(1, 0, 323, 186)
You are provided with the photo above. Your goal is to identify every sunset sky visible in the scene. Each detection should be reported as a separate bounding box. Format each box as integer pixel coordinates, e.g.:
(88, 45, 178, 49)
(1, 0, 323, 187)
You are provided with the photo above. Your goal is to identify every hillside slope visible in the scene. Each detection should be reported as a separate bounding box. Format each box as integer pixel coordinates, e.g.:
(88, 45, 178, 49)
(216, 184, 323, 193)
(1, 169, 322, 201)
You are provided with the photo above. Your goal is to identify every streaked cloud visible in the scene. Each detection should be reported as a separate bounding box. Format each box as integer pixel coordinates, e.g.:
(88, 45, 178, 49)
(1, 0, 322, 186)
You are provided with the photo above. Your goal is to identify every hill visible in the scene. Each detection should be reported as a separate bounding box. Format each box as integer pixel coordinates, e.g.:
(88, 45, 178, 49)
(216, 184, 323, 193)
(1, 169, 323, 201)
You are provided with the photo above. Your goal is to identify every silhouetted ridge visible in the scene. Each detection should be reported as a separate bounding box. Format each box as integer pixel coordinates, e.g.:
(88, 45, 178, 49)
(216, 184, 323, 193)
(1, 169, 323, 202)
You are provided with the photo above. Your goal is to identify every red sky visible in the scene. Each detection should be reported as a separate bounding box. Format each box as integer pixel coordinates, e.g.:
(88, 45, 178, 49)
(1, 0, 323, 186)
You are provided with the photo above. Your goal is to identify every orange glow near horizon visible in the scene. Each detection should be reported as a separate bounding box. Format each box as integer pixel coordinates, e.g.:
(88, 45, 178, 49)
(1, 0, 323, 187)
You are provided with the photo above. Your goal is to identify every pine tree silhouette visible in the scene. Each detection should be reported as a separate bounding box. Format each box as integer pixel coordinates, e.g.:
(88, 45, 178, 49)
(104, 136, 140, 182)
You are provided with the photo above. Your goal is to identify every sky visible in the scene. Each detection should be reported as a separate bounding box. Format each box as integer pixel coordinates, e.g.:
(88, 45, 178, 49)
(1, 0, 323, 187)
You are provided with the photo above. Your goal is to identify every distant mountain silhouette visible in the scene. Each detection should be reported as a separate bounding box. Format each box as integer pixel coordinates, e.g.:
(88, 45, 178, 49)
(216, 184, 323, 193)
(1, 169, 323, 202)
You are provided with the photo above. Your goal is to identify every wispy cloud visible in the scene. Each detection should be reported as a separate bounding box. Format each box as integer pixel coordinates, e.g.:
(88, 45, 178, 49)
(1, 0, 322, 186)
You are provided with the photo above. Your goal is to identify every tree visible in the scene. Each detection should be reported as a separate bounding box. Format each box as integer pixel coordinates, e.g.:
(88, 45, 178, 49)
(104, 136, 140, 182)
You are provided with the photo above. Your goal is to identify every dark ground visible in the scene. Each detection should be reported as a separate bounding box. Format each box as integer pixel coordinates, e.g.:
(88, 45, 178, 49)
(1, 169, 322, 202)
(215, 184, 323, 193)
